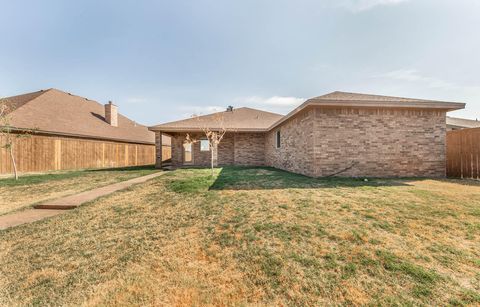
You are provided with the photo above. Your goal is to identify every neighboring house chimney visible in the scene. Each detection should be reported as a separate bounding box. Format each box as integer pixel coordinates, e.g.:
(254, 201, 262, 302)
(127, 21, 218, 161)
(105, 101, 118, 127)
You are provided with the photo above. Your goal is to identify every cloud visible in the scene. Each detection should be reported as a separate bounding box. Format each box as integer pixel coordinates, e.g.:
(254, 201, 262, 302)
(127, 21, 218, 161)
(177, 105, 225, 118)
(381, 69, 455, 89)
(376, 69, 480, 113)
(237, 96, 305, 107)
(338, 0, 410, 12)
(379, 69, 480, 92)
(174, 96, 305, 119)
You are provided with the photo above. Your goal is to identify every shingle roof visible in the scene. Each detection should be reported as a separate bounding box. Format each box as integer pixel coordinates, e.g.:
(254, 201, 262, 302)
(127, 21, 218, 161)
(2, 90, 46, 113)
(269, 91, 465, 130)
(149, 107, 283, 132)
(1, 89, 155, 144)
(150, 91, 465, 132)
(308, 91, 465, 106)
(447, 116, 480, 129)
(310, 91, 447, 103)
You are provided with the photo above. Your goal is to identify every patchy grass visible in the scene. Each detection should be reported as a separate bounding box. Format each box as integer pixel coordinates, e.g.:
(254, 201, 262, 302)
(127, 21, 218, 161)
(1, 166, 480, 306)
(0, 165, 158, 215)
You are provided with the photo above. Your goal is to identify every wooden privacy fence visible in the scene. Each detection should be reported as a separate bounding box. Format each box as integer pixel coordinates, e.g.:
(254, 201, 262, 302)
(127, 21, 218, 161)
(446, 127, 480, 179)
(0, 133, 156, 174)
(162, 145, 172, 161)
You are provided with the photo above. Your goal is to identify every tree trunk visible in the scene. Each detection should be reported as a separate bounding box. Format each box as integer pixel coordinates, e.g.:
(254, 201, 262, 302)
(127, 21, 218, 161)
(211, 146, 214, 177)
(9, 144, 18, 180)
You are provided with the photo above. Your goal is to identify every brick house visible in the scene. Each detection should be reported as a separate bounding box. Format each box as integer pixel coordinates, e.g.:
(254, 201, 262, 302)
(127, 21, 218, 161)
(149, 92, 465, 177)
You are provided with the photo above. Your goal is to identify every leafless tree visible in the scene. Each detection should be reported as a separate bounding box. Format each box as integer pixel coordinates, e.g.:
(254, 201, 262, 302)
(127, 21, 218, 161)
(185, 112, 228, 177)
(0, 99, 36, 180)
(0, 99, 19, 179)
(202, 112, 227, 177)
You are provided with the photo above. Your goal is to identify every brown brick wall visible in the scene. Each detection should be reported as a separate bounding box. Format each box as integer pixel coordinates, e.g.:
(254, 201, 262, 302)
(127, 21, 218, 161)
(168, 132, 265, 167)
(169, 133, 210, 167)
(170, 133, 184, 167)
(161, 107, 446, 177)
(312, 107, 446, 177)
(218, 133, 234, 165)
(265, 108, 316, 176)
(234, 133, 265, 166)
(192, 134, 211, 167)
(155, 132, 162, 168)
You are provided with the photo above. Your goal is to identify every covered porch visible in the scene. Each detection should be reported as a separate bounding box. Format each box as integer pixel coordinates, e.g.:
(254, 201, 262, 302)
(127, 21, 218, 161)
(154, 131, 266, 169)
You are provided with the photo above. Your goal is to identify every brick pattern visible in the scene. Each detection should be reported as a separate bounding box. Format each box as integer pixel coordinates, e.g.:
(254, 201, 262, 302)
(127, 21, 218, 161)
(218, 133, 234, 165)
(168, 132, 265, 167)
(233, 133, 266, 166)
(192, 134, 212, 167)
(265, 108, 316, 176)
(162, 108, 447, 177)
(104, 103, 118, 127)
(155, 132, 162, 168)
(169, 133, 211, 167)
(312, 107, 446, 177)
(170, 133, 184, 167)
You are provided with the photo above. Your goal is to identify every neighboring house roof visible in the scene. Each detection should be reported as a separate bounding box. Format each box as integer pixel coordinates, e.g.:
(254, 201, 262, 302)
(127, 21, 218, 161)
(149, 107, 283, 132)
(446, 116, 480, 129)
(150, 91, 466, 132)
(2, 90, 46, 112)
(1, 88, 155, 145)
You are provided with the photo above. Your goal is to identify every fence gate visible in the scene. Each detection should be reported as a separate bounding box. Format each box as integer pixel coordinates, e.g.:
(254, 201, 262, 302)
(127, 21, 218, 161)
(446, 127, 480, 179)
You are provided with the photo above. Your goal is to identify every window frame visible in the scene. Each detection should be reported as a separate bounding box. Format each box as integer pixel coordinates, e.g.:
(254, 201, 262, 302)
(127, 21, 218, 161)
(183, 142, 193, 164)
(275, 130, 281, 149)
(200, 139, 210, 152)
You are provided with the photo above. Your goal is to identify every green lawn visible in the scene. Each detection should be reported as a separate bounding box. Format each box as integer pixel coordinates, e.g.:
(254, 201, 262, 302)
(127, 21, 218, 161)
(1, 166, 479, 306)
(0, 165, 158, 215)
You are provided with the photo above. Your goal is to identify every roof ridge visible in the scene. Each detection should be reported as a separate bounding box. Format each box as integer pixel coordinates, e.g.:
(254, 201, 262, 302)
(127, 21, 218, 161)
(7, 88, 154, 144)
(1, 88, 49, 99)
(311, 91, 443, 102)
(46, 89, 148, 126)
(239, 106, 283, 116)
(0, 89, 50, 113)
(48, 88, 96, 102)
(149, 105, 283, 131)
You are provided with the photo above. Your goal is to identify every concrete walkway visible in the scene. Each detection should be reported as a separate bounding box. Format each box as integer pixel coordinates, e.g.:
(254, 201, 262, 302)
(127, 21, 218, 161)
(0, 172, 164, 230)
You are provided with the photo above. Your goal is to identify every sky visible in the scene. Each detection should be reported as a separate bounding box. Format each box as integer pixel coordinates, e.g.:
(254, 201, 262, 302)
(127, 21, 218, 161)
(1, 0, 480, 125)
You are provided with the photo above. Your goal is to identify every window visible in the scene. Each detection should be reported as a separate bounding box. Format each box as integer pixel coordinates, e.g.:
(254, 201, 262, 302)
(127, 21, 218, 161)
(275, 130, 281, 148)
(183, 142, 193, 163)
(200, 139, 210, 151)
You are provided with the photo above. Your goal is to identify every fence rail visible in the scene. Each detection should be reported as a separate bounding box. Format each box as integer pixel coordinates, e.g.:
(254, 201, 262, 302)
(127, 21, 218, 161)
(0, 133, 156, 174)
(446, 128, 480, 179)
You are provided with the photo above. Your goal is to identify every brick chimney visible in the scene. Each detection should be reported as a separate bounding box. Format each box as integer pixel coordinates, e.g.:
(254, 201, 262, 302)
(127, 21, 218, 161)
(105, 101, 118, 127)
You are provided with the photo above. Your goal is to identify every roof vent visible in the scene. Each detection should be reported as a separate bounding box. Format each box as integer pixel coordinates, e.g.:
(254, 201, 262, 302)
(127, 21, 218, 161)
(226, 105, 234, 112)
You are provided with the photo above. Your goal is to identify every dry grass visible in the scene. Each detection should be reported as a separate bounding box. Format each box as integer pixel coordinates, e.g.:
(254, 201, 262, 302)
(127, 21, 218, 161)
(1, 166, 479, 306)
(0, 166, 158, 215)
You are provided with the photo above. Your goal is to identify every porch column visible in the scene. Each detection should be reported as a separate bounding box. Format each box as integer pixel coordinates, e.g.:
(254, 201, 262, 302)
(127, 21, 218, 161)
(155, 131, 162, 169)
